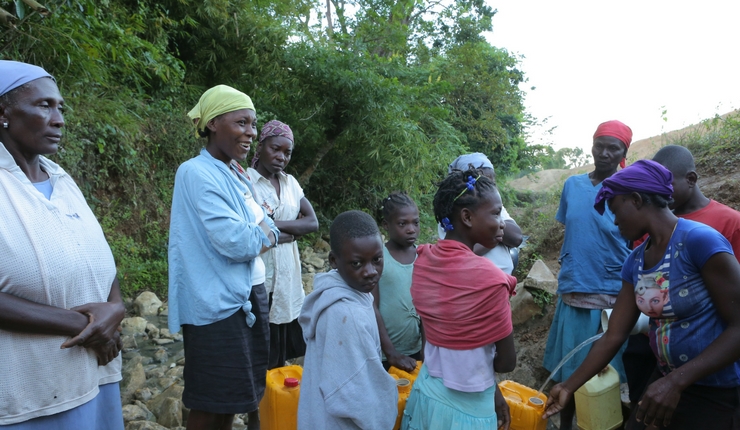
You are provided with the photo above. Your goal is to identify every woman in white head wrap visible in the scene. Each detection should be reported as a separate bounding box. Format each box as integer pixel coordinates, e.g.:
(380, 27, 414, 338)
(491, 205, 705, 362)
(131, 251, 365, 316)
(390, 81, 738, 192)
(168, 84, 280, 430)
(0, 60, 125, 428)
(440, 152, 523, 274)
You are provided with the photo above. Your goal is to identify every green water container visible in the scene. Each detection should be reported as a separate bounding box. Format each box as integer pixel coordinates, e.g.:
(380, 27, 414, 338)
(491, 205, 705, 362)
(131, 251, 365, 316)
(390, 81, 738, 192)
(574, 365, 623, 430)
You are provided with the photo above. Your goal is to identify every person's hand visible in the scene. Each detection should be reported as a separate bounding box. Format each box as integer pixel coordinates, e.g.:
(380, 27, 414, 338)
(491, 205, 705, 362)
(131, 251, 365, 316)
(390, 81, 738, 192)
(634, 375, 683, 428)
(61, 301, 125, 349)
(278, 233, 295, 244)
(543, 383, 573, 419)
(387, 353, 417, 373)
(495, 385, 511, 430)
(258, 220, 276, 246)
(89, 330, 123, 365)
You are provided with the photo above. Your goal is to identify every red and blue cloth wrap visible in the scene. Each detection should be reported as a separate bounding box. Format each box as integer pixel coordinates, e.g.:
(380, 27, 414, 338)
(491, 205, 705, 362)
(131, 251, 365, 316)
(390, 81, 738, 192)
(411, 240, 517, 350)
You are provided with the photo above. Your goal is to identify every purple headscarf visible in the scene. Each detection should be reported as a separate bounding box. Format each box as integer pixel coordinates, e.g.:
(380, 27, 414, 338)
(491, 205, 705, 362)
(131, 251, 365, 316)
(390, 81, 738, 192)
(594, 159, 673, 215)
(251, 120, 294, 169)
(0, 60, 54, 97)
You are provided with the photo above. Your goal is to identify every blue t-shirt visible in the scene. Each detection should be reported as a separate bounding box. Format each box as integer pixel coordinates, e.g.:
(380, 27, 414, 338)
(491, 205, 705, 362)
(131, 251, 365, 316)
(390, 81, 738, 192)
(622, 219, 740, 387)
(556, 174, 630, 295)
(32, 178, 53, 200)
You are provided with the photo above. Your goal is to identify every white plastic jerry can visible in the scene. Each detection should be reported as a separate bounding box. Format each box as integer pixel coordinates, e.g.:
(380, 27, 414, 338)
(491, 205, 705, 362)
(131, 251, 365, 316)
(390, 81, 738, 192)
(574, 364, 623, 430)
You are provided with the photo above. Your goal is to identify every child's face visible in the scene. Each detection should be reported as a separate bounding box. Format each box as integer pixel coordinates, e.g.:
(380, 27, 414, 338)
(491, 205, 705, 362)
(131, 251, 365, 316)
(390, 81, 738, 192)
(468, 190, 505, 249)
(382, 205, 419, 248)
(636, 287, 667, 318)
(329, 234, 384, 293)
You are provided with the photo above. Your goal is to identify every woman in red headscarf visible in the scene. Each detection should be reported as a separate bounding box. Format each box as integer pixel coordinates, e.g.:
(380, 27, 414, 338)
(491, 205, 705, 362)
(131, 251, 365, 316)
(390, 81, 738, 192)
(542, 120, 633, 430)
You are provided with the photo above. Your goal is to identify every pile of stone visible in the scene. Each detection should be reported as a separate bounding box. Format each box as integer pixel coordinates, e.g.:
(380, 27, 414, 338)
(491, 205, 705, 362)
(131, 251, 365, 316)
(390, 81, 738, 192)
(298, 238, 330, 294)
(119, 240, 332, 429)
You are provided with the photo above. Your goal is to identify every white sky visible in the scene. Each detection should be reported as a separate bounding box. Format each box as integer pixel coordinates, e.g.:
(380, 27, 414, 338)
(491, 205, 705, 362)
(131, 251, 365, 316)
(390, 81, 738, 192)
(485, 0, 740, 155)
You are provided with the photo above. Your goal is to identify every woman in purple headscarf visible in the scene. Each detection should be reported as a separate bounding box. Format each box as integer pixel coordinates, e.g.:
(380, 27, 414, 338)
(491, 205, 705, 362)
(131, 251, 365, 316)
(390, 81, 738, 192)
(0, 61, 125, 428)
(544, 160, 740, 430)
(247, 120, 319, 369)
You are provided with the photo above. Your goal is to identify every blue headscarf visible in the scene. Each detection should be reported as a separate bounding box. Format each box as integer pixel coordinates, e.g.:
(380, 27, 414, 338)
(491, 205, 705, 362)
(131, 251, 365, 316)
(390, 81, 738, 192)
(594, 159, 673, 215)
(0, 60, 54, 97)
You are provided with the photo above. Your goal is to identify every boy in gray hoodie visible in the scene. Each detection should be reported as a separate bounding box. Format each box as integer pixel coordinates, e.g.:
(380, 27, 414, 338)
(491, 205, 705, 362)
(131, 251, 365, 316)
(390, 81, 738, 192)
(298, 210, 398, 430)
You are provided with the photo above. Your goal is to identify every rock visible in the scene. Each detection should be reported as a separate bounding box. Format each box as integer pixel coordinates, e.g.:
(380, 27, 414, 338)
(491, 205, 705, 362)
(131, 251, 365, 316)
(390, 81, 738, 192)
(121, 361, 147, 404)
(523, 259, 558, 295)
(166, 366, 184, 379)
(145, 365, 166, 380)
(159, 305, 169, 316)
(153, 348, 168, 364)
(302, 273, 315, 294)
(159, 328, 174, 339)
(153, 338, 174, 346)
(126, 421, 169, 430)
(305, 254, 325, 269)
(122, 404, 148, 423)
(314, 238, 330, 252)
(134, 400, 157, 421)
(122, 317, 148, 336)
(134, 292, 163, 316)
(147, 383, 184, 418)
(134, 387, 154, 402)
(157, 377, 177, 390)
(146, 323, 160, 339)
(122, 334, 138, 351)
(157, 397, 183, 428)
(510, 288, 542, 326)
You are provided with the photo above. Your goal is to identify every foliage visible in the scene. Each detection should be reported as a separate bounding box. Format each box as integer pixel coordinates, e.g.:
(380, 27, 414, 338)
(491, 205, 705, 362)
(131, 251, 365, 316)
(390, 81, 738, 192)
(667, 111, 740, 170)
(1, 0, 537, 298)
(512, 188, 563, 282)
(530, 288, 554, 309)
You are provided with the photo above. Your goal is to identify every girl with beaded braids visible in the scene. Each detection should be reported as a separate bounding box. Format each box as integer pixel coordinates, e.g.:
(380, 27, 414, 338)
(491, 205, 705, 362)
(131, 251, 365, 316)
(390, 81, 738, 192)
(371, 192, 424, 373)
(402, 170, 517, 430)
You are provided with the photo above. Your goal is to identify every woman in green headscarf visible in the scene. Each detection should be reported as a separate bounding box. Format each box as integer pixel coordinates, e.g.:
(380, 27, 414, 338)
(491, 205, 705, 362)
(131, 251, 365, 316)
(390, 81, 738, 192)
(168, 85, 279, 430)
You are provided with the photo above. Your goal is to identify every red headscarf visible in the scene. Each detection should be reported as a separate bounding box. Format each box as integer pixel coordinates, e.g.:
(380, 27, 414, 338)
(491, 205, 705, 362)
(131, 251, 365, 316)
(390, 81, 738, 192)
(593, 120, 633, 168)
(411, 240, 516, 350)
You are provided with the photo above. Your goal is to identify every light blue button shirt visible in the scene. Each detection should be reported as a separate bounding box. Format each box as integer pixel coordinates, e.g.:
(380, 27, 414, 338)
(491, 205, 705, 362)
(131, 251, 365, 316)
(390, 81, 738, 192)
(168, 149, 279, 333)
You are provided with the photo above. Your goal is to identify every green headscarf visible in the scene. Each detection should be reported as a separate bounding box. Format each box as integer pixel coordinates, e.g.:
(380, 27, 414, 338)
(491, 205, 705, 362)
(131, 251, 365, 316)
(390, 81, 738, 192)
(187, 85, 255, 135)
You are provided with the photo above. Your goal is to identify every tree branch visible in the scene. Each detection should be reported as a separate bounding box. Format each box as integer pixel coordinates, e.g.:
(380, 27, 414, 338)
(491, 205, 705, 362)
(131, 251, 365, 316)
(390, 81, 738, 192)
(299, 138, 335, 186)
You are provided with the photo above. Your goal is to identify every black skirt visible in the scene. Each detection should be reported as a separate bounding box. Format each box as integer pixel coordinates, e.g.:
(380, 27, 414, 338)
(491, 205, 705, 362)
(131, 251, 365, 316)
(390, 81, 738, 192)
(267, 292, 307, 370)
(626, 368, 740, 430)
(182, 283, 270, 414)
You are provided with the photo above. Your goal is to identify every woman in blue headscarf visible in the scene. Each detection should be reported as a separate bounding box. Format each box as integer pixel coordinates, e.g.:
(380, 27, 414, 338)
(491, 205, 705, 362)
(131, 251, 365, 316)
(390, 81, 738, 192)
(544, 160, 740, 430)
(0, 60, 125, 428)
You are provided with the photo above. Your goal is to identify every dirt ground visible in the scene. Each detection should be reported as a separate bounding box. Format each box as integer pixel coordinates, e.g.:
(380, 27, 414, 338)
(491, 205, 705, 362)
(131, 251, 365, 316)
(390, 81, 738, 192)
(504, 116, 740, 429)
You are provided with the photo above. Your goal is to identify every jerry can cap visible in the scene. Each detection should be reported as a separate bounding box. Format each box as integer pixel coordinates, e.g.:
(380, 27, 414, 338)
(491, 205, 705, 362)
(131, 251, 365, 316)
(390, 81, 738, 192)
(284, 377, 300, 387)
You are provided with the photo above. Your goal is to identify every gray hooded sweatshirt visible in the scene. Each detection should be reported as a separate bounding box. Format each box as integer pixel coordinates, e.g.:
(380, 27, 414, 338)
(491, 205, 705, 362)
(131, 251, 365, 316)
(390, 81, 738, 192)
(297, 270, 398, 430)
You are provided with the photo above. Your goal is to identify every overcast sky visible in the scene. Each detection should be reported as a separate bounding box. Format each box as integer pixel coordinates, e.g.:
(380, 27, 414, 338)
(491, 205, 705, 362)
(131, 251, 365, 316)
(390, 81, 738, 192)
(486, 0, 740, 155)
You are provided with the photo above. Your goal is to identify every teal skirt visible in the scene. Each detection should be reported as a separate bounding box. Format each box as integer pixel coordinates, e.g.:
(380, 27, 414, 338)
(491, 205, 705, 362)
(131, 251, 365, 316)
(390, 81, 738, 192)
(401, 364, 497, 430)
(543, 298, 627, 383)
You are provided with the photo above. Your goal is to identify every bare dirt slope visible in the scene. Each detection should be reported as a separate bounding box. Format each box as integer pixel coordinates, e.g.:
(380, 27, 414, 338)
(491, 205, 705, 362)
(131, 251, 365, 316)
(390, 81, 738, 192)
(510, 111, 740, 194)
